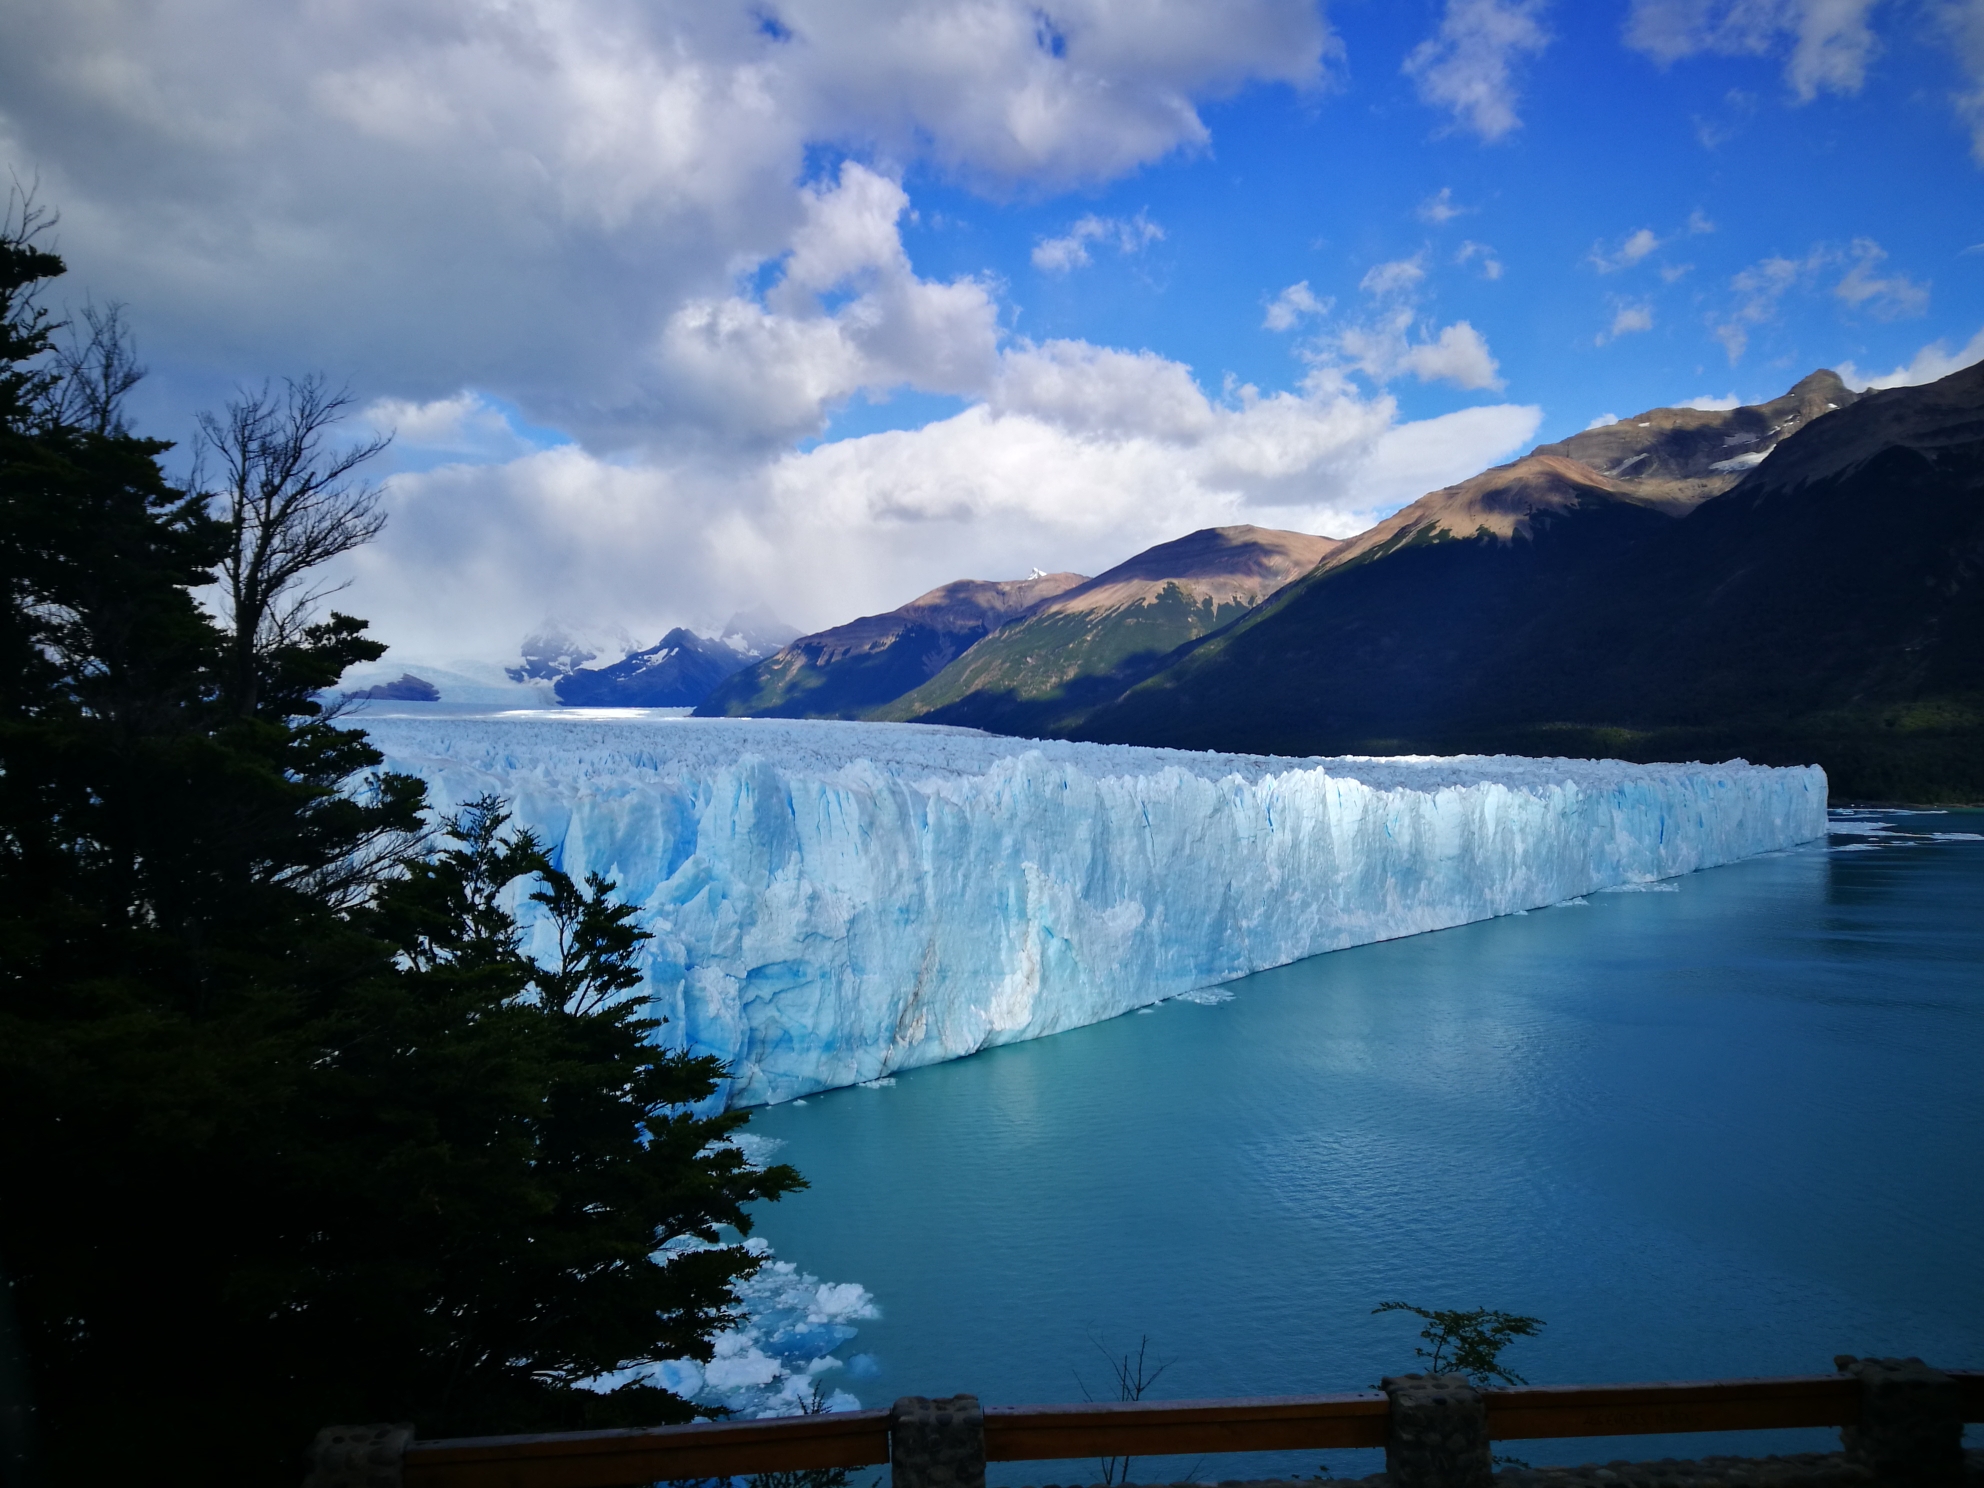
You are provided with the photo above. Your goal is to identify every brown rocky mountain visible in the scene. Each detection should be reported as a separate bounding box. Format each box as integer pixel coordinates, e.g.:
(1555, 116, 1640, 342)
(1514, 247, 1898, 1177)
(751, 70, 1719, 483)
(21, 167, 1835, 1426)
(696, 572, 1085, 718)
(870, 524, 1342, 733)
(1314, 370, 1859, 577)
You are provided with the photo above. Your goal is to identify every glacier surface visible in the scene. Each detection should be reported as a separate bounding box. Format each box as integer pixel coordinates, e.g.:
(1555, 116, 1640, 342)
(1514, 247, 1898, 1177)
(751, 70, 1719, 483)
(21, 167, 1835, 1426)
(357, 713, 1828, 1106)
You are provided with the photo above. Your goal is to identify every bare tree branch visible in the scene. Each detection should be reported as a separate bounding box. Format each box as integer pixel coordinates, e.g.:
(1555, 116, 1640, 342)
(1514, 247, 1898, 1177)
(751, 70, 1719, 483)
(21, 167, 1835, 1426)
(196, 374, 392, 714)
(51, 300, 145, 435)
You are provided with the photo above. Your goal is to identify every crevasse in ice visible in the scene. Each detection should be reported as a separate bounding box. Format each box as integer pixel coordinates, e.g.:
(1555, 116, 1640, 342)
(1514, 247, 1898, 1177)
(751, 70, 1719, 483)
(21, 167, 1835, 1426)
(359, 714, 1828, 1107)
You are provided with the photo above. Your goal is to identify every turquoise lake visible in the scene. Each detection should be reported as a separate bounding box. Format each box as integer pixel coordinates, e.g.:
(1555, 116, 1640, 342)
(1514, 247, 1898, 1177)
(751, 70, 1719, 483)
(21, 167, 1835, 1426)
(743, 810, 1984, 1481)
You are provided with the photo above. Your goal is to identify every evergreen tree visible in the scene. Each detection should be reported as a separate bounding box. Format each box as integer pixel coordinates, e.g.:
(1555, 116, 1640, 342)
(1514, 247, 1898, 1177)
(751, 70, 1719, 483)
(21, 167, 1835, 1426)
(0, 197, 801, 1487)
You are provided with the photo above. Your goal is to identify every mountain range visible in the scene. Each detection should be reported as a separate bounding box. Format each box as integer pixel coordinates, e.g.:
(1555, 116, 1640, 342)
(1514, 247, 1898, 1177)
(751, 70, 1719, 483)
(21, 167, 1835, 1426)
(865, 525, 1341, 734)
(548, 608, 799, 707)
(667, 361, 1980, 800)
(698, 572, 1085, 718)
(1073, 363, 1983, 800)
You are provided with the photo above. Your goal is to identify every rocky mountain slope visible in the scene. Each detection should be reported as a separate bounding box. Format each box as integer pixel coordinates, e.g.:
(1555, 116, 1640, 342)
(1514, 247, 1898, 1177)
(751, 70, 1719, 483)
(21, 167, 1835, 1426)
(869, 525, 1342, 735)
(696, 572, 1086, 718)
(1075, 364, 1984, 801)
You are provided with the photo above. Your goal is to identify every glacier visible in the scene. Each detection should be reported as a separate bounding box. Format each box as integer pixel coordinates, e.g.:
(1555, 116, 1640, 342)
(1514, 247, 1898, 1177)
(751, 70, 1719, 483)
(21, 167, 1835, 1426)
(357, 713, 1828, 1107)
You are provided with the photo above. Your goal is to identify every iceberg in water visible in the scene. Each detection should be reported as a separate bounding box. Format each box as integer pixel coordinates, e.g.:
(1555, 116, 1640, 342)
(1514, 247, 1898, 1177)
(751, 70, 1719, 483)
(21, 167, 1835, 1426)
(361, 716, 1827, 1106)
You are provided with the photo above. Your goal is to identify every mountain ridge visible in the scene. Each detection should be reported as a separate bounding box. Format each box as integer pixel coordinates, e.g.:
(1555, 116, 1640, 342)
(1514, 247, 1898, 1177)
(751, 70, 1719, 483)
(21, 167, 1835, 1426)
(870, 524, 1343, 734)
(696, 572, 1086, 719)
(1071, 362, 1984, 800)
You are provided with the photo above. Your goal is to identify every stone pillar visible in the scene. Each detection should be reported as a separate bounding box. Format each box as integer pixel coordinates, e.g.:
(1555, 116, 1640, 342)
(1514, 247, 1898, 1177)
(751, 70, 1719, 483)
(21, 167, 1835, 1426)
(890, 1395, 986, 1488)
(1836, 1355, 1964, 1488)
(302, 1423, 412, 1488)
(1382, 1373, 1493, 1488)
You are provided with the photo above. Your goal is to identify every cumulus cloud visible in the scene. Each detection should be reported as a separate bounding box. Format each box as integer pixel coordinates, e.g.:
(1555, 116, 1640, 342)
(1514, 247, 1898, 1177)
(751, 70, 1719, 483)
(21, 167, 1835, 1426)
(1263, 281, 1331, 331)
(1625, 0, 1882, 102)
(0, 0, 1337, 449)
(1681, 392, 1741, 409)
(649, 163, 1003, 448)
(1403, 0, 1552, 142)
(1339, 311, 1504, 390)
(1360, 256, 1430, 298)
(1031, 211, 1165, 273)
(1837, 324, 1984, 388)
(1597, 302, 1656, 344)
(1301, 251, 1506, 390)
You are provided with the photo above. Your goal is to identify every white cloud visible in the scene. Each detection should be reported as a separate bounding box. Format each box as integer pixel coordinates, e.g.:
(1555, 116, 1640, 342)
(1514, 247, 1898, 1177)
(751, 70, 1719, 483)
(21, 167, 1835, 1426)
(1597, 302, 1656, 344)
(1833, 237, 1930, 320)
(1709, 237, 1924, 361)
(1031, 211, 1165, 274)
(1590, 227, 1663, 273)
(334, 365, 1542, 657)
(989, 340, 1215, 439)
(0, 0, 1337, 449)
(1681, 392, 1741, 409)
(1263, 281, 1331, 331)
(1360, 256, 1429, 297)
(1837, 324, 1984, 388)
(1715, 249, 1820, 361)
(1625, 0, 1882, 102)
(1403, 0, 1552, 142)
(1339, 310, 1504, 390)
(1946, 0, 1984, 164)
(1586, 412, 1621, 428)
(362, 391, 553, 463)
(1455, 240, 1504, 279)
(1417, 187, 1470, 223)
(650, 162, 1002, 448)
(1290, 249, 1507, 392)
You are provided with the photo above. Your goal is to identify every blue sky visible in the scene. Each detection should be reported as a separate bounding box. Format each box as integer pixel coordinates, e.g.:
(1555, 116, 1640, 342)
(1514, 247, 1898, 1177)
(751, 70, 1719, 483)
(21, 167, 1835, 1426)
(2, 0, 1979, 661)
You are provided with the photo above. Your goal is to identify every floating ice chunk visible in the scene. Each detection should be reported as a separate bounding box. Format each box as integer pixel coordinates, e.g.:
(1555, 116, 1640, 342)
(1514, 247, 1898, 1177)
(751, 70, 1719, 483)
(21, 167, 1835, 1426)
(1174, 987, 1237, 1006)
(721, 1131, 786, 1167)
(363, 716, 1828, 1107)
(589, 1236, 879, 1417)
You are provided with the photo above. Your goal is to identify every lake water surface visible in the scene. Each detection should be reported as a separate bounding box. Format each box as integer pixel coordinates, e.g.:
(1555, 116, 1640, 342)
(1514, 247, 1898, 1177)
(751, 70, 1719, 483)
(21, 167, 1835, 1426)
(743, 811, 1984, 1480)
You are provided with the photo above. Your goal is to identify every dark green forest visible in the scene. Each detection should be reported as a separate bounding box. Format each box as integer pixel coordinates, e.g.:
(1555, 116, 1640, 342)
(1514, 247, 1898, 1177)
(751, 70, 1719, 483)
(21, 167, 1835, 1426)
(0, 202, 800, 1487)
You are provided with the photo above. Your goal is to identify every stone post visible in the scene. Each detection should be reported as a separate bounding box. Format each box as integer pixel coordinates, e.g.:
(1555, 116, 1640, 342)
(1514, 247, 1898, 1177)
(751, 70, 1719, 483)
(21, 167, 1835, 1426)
(890, 1395, 986, 1488)
(1382, 1373, 1493, 1488)
(1836, 1355, 1964, 1488)
(301, 1423, 412, 1488)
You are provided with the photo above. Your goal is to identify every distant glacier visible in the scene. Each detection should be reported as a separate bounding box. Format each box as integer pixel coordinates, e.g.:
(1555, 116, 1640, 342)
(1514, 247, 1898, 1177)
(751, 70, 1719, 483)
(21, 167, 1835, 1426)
(359, 715, 1828, 1107)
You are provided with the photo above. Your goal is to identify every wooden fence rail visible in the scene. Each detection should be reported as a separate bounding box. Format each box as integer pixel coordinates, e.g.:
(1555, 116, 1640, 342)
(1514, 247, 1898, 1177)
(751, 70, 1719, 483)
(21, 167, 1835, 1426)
(310, 1365, 1984, 1488)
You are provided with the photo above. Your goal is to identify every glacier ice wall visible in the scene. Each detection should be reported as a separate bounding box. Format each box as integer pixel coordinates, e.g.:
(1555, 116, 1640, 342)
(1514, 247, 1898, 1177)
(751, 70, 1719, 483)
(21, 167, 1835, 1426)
(359, 715, 1828, 1106)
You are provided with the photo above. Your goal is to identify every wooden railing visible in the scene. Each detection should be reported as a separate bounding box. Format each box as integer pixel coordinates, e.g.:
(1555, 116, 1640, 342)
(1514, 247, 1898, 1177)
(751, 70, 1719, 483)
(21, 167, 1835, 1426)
(378, 1368, 1984, 1488)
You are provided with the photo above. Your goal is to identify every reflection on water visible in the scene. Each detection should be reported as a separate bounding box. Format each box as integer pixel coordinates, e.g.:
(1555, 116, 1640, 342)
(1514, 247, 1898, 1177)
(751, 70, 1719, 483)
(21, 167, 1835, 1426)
(745, 812, 1984, 1481)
